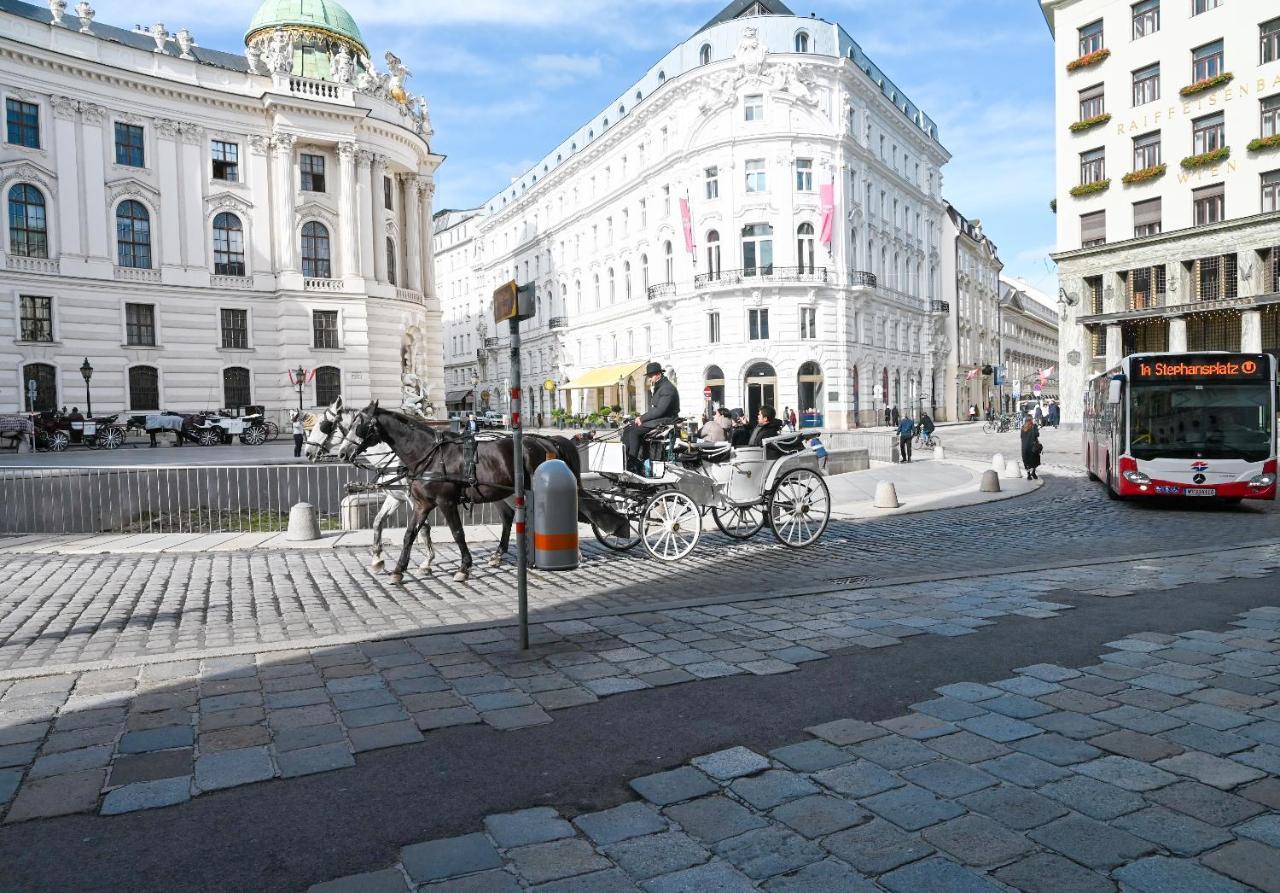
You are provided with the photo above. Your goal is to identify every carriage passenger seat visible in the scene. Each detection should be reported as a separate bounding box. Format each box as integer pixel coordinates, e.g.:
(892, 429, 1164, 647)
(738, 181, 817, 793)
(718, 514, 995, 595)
(763, 432, 806, 460)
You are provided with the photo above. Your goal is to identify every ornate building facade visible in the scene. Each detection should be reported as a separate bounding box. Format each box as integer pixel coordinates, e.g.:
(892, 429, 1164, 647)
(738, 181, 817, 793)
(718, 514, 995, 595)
(441, 0, 950, 430)
(1, 0, 443, 416)
(941, 203, 1004, 420)
(999, 276, 1061, 406)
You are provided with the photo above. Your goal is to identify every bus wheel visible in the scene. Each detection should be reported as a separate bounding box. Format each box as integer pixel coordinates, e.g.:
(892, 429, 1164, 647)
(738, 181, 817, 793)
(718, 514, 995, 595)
(1085, 449, 1098, 481)
(1105, 471, 1123, 501)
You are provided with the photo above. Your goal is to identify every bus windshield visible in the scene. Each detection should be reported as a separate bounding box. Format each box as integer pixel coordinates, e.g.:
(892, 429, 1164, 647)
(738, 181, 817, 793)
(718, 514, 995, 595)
(1129, 382, 1273, 461)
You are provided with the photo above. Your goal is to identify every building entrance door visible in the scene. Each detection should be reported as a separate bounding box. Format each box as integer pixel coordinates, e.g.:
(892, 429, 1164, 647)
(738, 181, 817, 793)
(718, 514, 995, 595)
(744, 362, 777, 419)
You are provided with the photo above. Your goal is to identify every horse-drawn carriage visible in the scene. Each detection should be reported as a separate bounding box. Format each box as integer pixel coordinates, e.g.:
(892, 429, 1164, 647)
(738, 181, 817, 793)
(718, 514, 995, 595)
(584, 423, 831, 561)
(28, 412, 127, 452)
(126, 411, 270, 446)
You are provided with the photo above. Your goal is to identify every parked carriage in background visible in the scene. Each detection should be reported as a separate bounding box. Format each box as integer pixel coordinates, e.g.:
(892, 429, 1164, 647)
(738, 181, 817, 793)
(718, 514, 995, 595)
(0, 414, 34, 452)
(29, 411, 127, 452)
(124, 410, 271, 447)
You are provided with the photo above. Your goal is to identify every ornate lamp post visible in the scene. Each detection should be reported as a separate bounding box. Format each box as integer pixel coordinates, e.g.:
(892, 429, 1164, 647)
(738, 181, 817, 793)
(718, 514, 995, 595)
(79, 358, 93, 418)
(470, 371, 479, 412)
(294, 365, 307, 413)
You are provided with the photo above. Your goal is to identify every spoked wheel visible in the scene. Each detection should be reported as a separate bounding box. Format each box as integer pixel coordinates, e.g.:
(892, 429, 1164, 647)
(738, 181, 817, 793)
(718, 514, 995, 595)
(768, 468, 831, 548)
(263, 421, 280, 442)
(46, 430, 70, 452)
(712, 503, 766, 539)
(197, 428, 220, 447)
(592, 513, 641, 551)
(982, 422, 995, 434)
(240, 426, 267, 446)
(99, 426, 125, 450)
(641, 491, 702, 561)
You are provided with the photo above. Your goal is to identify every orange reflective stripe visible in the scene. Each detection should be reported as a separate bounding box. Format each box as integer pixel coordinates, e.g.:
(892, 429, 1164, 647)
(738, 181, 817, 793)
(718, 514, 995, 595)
(534, 532, 579, 551)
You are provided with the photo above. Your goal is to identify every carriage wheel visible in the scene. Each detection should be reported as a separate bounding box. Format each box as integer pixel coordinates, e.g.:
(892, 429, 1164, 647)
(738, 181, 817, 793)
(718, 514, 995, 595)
(641, 491, 701, 561)
(263, 421, 280, 442)
(100, 426, 125, 450)
(768, 468, 830, 549)
(712, 504, 765, 539)
(46, 430, 70, 452)
(197, 428, 220, 447)
(240, 426, 266, 446)
(591, 514, 641, 551)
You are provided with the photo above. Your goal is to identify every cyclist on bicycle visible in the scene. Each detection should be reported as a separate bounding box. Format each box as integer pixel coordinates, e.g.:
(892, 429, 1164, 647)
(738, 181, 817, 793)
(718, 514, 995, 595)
(918, 411, 935, 446)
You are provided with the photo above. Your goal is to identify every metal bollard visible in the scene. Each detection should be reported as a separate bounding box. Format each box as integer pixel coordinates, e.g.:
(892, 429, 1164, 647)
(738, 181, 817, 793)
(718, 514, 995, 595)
(533, 460, 579, 570)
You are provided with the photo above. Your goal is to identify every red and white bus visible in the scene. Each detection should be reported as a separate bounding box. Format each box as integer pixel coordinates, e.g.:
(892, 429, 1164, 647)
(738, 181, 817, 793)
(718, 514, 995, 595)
(1084, 352, 1277, 502)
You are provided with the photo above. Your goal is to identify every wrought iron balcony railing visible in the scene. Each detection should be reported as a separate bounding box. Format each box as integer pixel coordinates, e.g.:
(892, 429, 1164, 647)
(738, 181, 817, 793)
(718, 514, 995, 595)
(548, 317, 569, 329)
(692, 267, 829, 289)
(849, 270, 877, 287)
(646, 282, 677, 300)
(484, 337, 501, 348)
(930, 300, 951, 314)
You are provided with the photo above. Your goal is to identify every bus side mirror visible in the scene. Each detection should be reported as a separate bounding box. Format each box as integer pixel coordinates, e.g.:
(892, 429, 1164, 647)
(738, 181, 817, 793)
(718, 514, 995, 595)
(1107, 380, 1122, 405)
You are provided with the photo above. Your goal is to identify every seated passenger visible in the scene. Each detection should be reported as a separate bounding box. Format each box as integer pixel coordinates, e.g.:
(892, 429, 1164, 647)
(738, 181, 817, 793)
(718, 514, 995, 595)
(743, 405, 785, 447)
(699, 413, 728, 443)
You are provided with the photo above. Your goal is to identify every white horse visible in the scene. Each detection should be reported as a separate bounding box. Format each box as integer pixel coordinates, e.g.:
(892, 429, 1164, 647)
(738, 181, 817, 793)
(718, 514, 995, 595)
(304, 397, 439, 575)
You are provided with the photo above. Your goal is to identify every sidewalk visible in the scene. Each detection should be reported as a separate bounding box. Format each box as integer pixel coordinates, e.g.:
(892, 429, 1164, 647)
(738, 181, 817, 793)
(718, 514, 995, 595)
(0, 458, 1039, 557)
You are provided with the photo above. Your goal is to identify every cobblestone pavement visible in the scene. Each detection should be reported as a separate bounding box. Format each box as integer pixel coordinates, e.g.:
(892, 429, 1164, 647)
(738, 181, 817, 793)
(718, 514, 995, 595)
(1, 474, 1277, 674)
(305, 604, 1280, 892)
(1, 547, 1278, 827)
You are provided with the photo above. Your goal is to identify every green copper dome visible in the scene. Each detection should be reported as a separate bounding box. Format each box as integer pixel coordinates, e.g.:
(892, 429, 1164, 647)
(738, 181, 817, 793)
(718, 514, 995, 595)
(245, 0, 367, 53)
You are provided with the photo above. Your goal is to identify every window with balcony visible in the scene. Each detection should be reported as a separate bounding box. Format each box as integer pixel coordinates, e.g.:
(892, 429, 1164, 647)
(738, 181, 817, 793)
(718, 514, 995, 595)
(315, 366, 341, 406)
(1192, 40, 1224, 83)
(220, 308, 248, 349)
(1133, 63, 1160, 105)
(744, 94, 764, 121)
(707, 312, 721, 343)
(1264, 18, 1280, 64)
(1133, 131, 1161, 170)
(1133, 197, 1162, 237)
(223, 367, 251, 409)
(748, 308, 769, 340)
(1192, 111, 1225, 154)
(741, 223, 773, 276)
(301, 221, 331, 278)
(706, 230, 721, 278)
(663, 242, 674, 283)
(1079, 83, 1105, 120)
(114, 123, 144, 167)
(1078, 19, 1104, 56)
(1193, 183, 1225, 224)
(1081, 210, 1106, 247)
(799, 307, 817, 340)
(1263, 170, 1280, 213)
(745, 159, 766, 193)
(300, 153, 326, 192)
(18, 295, 52, 342)
(1079, 147, 1106, 185)
(797, 223, 815, 274)
(795, 158, 813, 192)
(7, 183, 47, 258)
(211, 140, 239, 182)
(125, 302, 156, 346)
(312, 310, 340, 349)
(212, 212, 245, 276)
(1132, 0, 1159, 38)
(5, 98, 38, 148)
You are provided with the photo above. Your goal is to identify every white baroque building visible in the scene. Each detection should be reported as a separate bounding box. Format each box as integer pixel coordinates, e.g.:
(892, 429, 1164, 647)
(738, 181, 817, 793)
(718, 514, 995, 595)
(1042, 0, 1280, 425)
(0, 0, 443, 417)
(941, 203, 1004, 419)
(438, 0, 951, 430)
(999, 276, 1062, 405)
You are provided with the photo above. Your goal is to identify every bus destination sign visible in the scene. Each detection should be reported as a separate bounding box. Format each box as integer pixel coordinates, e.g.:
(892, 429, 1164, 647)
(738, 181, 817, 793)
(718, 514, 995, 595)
(1132, 355, 1267, 381)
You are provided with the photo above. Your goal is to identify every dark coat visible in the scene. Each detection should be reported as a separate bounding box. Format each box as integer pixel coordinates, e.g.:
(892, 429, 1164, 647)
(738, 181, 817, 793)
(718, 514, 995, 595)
(640, 376, 680, 425)
(747, 419, 784, 447)
(1021, 425, 1042, 469)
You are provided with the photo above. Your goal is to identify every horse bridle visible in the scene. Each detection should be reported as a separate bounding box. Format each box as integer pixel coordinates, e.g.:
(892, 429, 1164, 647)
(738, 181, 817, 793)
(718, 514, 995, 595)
(307, 403, 348, 458)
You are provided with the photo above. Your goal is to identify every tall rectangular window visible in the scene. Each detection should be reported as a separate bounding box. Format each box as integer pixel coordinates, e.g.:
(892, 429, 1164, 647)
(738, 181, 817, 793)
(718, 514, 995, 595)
(220, 308, 248, 350)
(1078, 84, 1105, 121)
(795, 158, 813, 192)
(5, 98, 39, 148)
(1078, 19, 1104, 56)
(211, 140, 239, 181)
(744, 94, 764, 121)
(1132, 0, 1159, 38)
(1262, 95, 1280, 139)
(1264, 18, 1280, 64)
(312, 310, 340, 349)
(707, 312, 721, 344)
(1192, 254, 1237, 301)
(799, 307, 817, 340)
(1192, 0, 1220, 14)
(1192, 40, 1224, 82)
(114, 123, 145, 167)
(1133, 131, 1161, 170)
(745, 159, 767, 193)
(1080, 147, 1106, 185)
(1193, 112, 1225, 154)
(1127, 265, 1166, 309)
(18, 295, 52, 343)
(1263, 170, 1280, 213)
(1081, 210, 1107, 247)
(300, 153, 326, 192)
(705, 166, 719, 200)
(1133, 197, 1162, 237)
(748, 308, 769, 341)
(383, 176, 393, 210)
(1193, 183, 1225, 225)
(1132, 64, 1160, 105)
(125, 303, 156, 347)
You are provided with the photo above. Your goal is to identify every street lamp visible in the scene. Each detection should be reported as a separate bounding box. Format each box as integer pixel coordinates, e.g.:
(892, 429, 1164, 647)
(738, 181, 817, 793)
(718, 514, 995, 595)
(470, 371, 479, 412)
(617, 374, 626, 415)
(79, 358, 93, 418)
(294, 365, 307, 413)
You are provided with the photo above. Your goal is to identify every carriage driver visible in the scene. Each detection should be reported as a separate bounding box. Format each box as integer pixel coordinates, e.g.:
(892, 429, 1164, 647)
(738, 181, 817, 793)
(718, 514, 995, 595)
(622, 362, 680, 475)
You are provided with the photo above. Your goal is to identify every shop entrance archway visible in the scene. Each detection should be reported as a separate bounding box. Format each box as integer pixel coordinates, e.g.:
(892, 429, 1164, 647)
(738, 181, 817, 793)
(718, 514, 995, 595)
(744, 362, 777, 419)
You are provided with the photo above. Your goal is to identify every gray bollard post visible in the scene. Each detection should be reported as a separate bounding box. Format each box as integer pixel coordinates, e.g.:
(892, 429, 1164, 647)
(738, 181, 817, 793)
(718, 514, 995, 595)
(980, 470, 1002, 493)
(874, 481, 900, 509)
(287, 502, 322, 541)
(533, 460, 579, 570)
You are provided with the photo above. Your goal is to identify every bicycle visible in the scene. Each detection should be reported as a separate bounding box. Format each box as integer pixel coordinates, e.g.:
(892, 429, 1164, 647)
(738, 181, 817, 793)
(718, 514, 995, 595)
(982, 416, 1014, 435)
(912, 429, 940, 450)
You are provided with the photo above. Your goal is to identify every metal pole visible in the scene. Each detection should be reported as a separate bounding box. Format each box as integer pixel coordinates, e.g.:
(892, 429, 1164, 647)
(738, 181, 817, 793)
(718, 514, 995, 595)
(510, 317, 528, 650)
(85, 381, 92, 418)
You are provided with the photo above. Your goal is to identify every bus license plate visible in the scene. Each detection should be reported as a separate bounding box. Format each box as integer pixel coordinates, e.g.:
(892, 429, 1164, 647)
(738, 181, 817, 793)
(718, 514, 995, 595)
(1184, 488, 1216, 497)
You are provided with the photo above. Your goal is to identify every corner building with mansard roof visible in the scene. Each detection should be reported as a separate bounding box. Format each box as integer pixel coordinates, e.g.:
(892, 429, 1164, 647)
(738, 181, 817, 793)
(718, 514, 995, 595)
(0, 0, 443, 416)
(439, 0, 952, 428)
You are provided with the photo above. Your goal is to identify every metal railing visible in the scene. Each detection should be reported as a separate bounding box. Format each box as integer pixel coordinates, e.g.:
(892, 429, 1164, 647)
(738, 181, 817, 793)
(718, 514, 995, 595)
(484, 336, 501, 348)
(693, 267, 829, 288)
(931, 300, 951, 314)
(548, 316, 569, 329)
(647, 282, 676, 300)
(849, 270, 877, 287)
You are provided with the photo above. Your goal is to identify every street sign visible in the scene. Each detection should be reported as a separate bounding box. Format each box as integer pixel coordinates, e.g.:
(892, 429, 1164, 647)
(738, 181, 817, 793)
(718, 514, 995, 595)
(703, 386, 712, 399)
(872, 384, 883, 401)
(493, 281, 535, 324)
(1013, 380, 1022, 398)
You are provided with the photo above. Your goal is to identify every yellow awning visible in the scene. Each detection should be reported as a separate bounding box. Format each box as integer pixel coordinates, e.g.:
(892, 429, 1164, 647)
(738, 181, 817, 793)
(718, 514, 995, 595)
(563, 362, 645, 390)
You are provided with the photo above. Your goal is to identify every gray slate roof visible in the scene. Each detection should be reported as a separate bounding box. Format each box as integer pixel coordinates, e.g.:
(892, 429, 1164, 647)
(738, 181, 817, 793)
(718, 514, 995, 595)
(697, 0, 796, 35)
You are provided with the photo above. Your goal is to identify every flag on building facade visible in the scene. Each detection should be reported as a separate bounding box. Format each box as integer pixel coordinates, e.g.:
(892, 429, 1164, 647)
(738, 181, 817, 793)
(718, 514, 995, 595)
(965, 368, 980, 381)
(819, 184, 835, 245)
(679, 197, 695, 255)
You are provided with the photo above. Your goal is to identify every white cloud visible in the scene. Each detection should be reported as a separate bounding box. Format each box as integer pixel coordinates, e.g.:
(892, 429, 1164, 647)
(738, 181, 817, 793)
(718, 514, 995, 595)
(528, 53, 605, 89)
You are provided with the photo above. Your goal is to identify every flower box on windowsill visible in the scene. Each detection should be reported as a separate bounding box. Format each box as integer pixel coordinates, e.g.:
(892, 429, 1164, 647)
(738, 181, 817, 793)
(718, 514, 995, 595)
(1247, 134, 1280, 153)
(1070, 113, 1111, 134)
(1179, 72, 1233, 98)
(1066, 48, 1110, 72)
(1069, 179, 1111, 198)
(1122, 163, 1167, 185)
(1180, 146, 1230, 169)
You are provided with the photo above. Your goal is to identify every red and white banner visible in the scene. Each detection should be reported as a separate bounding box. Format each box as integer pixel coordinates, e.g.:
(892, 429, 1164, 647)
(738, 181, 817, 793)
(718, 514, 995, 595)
(819, 183, 835, 246)
(1038, 366, 1055, 385)
(679, 197, 695, 255)
(965, 368, 980, 381)
(286, 368, 316, 386)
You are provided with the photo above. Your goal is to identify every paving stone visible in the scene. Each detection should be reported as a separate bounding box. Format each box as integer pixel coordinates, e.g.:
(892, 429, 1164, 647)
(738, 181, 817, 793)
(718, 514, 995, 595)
(1235, 744, 1280, 774)
(1148, 780, 1267, 826)
(28, 744, 114, 779)
(575, 802, 668, 845)
(414, 706, 481, 731)
(768, 740, 854, 772)
(878, 857, 1005, 893)
(532, 868, 638, 892)
(532, 687, 597, 710)
(1167, 703, 1256, 731)
(42, 724, 122, 755)
(100, 777, 192, 815)
(956, 713, 1041, 743)
(877, 713, 958, 740)
(601, 830, 709, 881)
(664, 795, 767, 844)
(1201, 840, 1280, 893)
(340, 705, 410, 729)
(347, 720, 423, 753)
(268, 705, 336, 730)
(983, 693, 1053, 719)
(848, 734, 938, 769)
(1240, 778, 1280, 810)
(194, 746, 274, 791)
(307, 868, 412, 893)
(484, 807, 575, 848)
(1074, 755, 1178, 791)
(200, 707, 266, 731)
(273, 723, 346, 753)
(918, 813, 1036, 871)
(276, 743, 354, 778)
(759, 859, 878, 893)
(482, 705, 553, 730)
(1114, 856, 1253, 893)
(993, 853, 1116, 893)
(1236, 813, 1280, 848)
(935, 682, 1003, 702)
(116, 725, 194, 754)
(1114, 805, 1233, 856)
(1028, 814, 1157, 870)
(1030, 711, 1118, 740)
(769, 794, 870, 839)
(910, 698, 987, 722)
(631, 767, 719, 807)
(860, 782, 966, 831)
(901, 760, 997, 798)
(109, 748, 194, 786)
(0, 768, 21, 805)
(401, 833, 502, 884)
(959, 783, 1068, 831)
(712, 826, 824, 880)
(1094, 705, 1184, 734)
(975, 752, 1069, 787)
(126, 708, 193, 732)
(1039, 776, 1146, 820)
(1088, 729, 1183, 762)
(4, 768, 106, 823)
(639, 859, 756, 893)
(0, 723, 48, 747)
(812, 759, 904, 799)
(509, 838, 613, 885)
(994, 675, 1063, 697)
(636, 669, 696, 688)
(1162, 724, 1256, 756)
(331, 689, 397, 712)
(265, 689, 331, 710)
(729, 770, 819, 810)
(924, 731, 1011, 763)
(1156, 751, 1267, 789)
(1038, 690, 1117, 714)
(803, 719, 886, 746)
(691, 747, 770, 781)
(822, 817, 935, 874)
(1011, 733, 1102, 766)
(1241, 721, 1280, 747)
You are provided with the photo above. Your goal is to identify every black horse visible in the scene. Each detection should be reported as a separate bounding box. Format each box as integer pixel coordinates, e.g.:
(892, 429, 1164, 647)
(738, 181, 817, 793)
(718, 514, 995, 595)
(338, 402, 626, 584)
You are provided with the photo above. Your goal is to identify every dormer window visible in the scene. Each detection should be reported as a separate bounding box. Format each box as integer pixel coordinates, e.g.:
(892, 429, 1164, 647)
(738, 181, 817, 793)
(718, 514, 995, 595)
(795, 32, 810, 53)
(699, 44, 712, 65)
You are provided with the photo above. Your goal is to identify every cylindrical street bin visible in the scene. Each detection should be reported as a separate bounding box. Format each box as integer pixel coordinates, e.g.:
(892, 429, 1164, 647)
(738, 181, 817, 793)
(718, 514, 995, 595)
(532, 459, 579, 570)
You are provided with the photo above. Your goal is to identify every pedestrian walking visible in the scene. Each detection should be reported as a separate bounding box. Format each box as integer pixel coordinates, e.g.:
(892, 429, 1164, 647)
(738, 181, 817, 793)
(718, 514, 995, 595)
(1048, 401, 1060, 428)
(1033, 403, 1044, 428)
(884, 406, 892, 426)
(291, 411, 305, 458)
(897, 411, 915, 463)
(788, 407, 798, 431)
(891, 406, 900, 427)
(1021, 417, 1042, 480)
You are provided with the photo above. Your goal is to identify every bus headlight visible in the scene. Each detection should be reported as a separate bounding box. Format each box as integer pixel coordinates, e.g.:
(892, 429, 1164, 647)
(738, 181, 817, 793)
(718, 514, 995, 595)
(1122, 470, 1151, 485)
(1249, 473, 1276, 489)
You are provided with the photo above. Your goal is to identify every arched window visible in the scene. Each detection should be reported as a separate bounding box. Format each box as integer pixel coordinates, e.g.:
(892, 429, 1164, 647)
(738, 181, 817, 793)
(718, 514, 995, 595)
(21, 362, 56, 412)
(223, 367, 251, 409)
(8, 184, 47, 258)
(795, 31, 810, 53)
(850, 227, 858, 269)
(893, 251, 901, 290)
(640, 254, 649, 291)
(706, 230, 721, 279)
(574, 279, 582, 314)
(212, 212, 244, 276)
(386, 237, 397, 286)
(623, 261, 632, 300)
(608, 267, 615, 303)
(699, 44, 712, 65)
(593, 273, 601, 307)
(301, 222, 331, 278)
(658, 70, 666, 84)
(314, 366, 341, 406)
(128, 365, 159, 411)
(741, 223, 773, 277)
(116, 200, 151, 269)
(797, 223, 815, 274)
(560, 282, 568, 317)
(663, 241, 674, 283)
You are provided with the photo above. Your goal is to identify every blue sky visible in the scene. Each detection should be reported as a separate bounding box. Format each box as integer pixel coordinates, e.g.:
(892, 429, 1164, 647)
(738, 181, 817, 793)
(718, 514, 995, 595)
(111, 0, 1059, 289)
